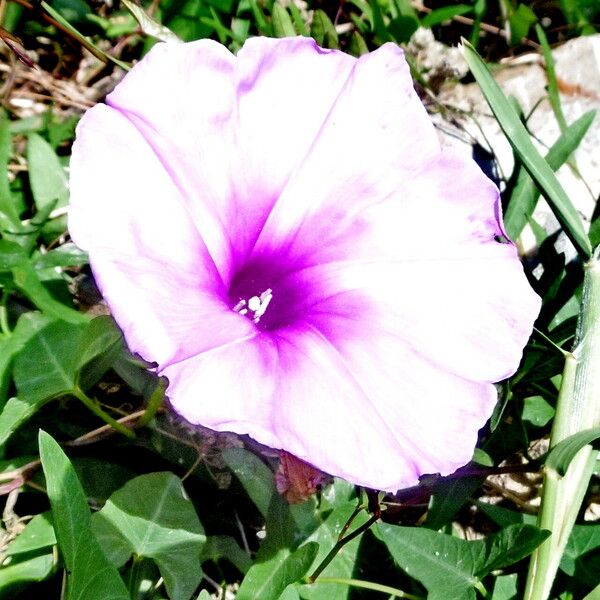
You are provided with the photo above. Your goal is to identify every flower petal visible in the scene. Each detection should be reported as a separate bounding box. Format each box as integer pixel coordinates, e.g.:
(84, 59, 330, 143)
(161, 333, 281, 448)
(69, 104, 255, 365)
(252, 42, 440, 261)
(101, 37, 358, 281)
(99, 40, 240, 282)
(272, 324, 498, 490)
(161, 323, 497, 491)
(275, 250, 539, 384)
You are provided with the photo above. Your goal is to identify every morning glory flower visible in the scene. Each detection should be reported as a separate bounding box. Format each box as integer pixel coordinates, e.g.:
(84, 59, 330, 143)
(68, 36, 540, 492)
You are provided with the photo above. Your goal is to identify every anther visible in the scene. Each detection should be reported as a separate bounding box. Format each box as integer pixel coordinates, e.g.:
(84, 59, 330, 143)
(233, 288, 273, 324)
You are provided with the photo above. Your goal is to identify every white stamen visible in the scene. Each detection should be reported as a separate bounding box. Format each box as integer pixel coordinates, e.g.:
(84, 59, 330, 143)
(248, 296, 261, 312)
(233, 299, 246, 312)
(233, 288, 273, 324)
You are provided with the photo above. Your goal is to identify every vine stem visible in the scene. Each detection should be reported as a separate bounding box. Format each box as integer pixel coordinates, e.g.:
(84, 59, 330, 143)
(72, 387, 135, 439)
(128, 556, 144, 600)
(524, 250, 600, 600)
(307, 512, 378, 583)
(137, 377, 166, 427)
(0, 290, 10, 336)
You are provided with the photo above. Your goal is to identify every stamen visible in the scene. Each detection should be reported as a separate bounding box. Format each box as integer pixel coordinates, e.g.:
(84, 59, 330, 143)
(233, 288, 273, 324)
(233, 299, 246, 312)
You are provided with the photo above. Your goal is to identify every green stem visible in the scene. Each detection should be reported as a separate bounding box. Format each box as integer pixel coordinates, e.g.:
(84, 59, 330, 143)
(72, 387, 135, 439)
(524, 251, 600, 600)
(0, 290, 10, 336)
(128, 555, 143, 600)
(307, 513, 378, 583)
(137, 376, 166, 427)
(311, 577, 423, 599)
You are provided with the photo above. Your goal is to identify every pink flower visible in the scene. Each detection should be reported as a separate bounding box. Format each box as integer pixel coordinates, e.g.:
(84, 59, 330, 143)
(68, 37, 540, 492)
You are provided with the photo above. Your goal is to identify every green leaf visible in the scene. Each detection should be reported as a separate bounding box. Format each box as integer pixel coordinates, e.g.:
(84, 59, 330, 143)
(479, 524, 550, 574)
(221, 447, 275, 519)
(11, 260, 89, 324)
(491, 574, 518, 600)
(0, 553, 54, 592)
(421, 4, 471, 28)
(288, 3, 308, 36)
(584, 581, 600, 600)
(387, 15, 419, 44)
(508, 4, 536, 44)
(40, 1, 130, 70)
(545, 426, 600, 476)
(279, 586, 302, 600)
(504, 110, 595, 240)
(13, 316, 122, 405)
(200, 535, 252, 574)
(377, 523, 477, 600)
(425, 477, 483, 530)
(300, 501, 369, 600)
(5, 512, 56, 556)
(0, 312, 52, 404)
(0, 398, 44, 448)
(476, 502, 537, 527)
(365, 0, 391, 40)
(461, 40, 592, 258)
(13, 319, 87, 404)
(0, 110, 22, 231)
(272, 3, 296, 37)
(348, 31, 368, 57)
(0, 239, 26, 270)
(377, 523, 548, 600)
(535, 23, 567, 132)
(92, 472, 206, 600)
(237, 542, 318, 600)
(27, 133, 69, 212)
(560, 524, 600, 578)
(311, 10, 339, 49)
(522, 395, 555, 427)
(121, 0, 182, 42)
(77, 316, 123, 390)
(1, 317, 125, 446)
(38, 430, 130, 600)
(33, 243, 88, 269)
(247, 0, 270, 35)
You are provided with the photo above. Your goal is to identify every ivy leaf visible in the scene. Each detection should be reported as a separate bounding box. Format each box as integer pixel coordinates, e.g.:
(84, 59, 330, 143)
(222, 447, 275, 519)
(92, 472, 206, 600)
(560, 524, 600, 587)
(5, 512, 56, 556)
(13, 319, 87, 404)
(237, 542, 318, 600)
(376, 523, 548, 600)
(0, 317, 126, 448)
(0, 553, 54, 591)
(0, 312, 52, 405)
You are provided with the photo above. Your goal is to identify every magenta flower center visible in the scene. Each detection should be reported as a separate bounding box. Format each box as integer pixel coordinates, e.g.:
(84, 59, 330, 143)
(228, 257, 305, 331)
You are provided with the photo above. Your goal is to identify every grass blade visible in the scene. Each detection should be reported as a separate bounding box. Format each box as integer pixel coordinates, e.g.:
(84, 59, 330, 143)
(461, 40, 592, 259)
(504, 110, 596, 240)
